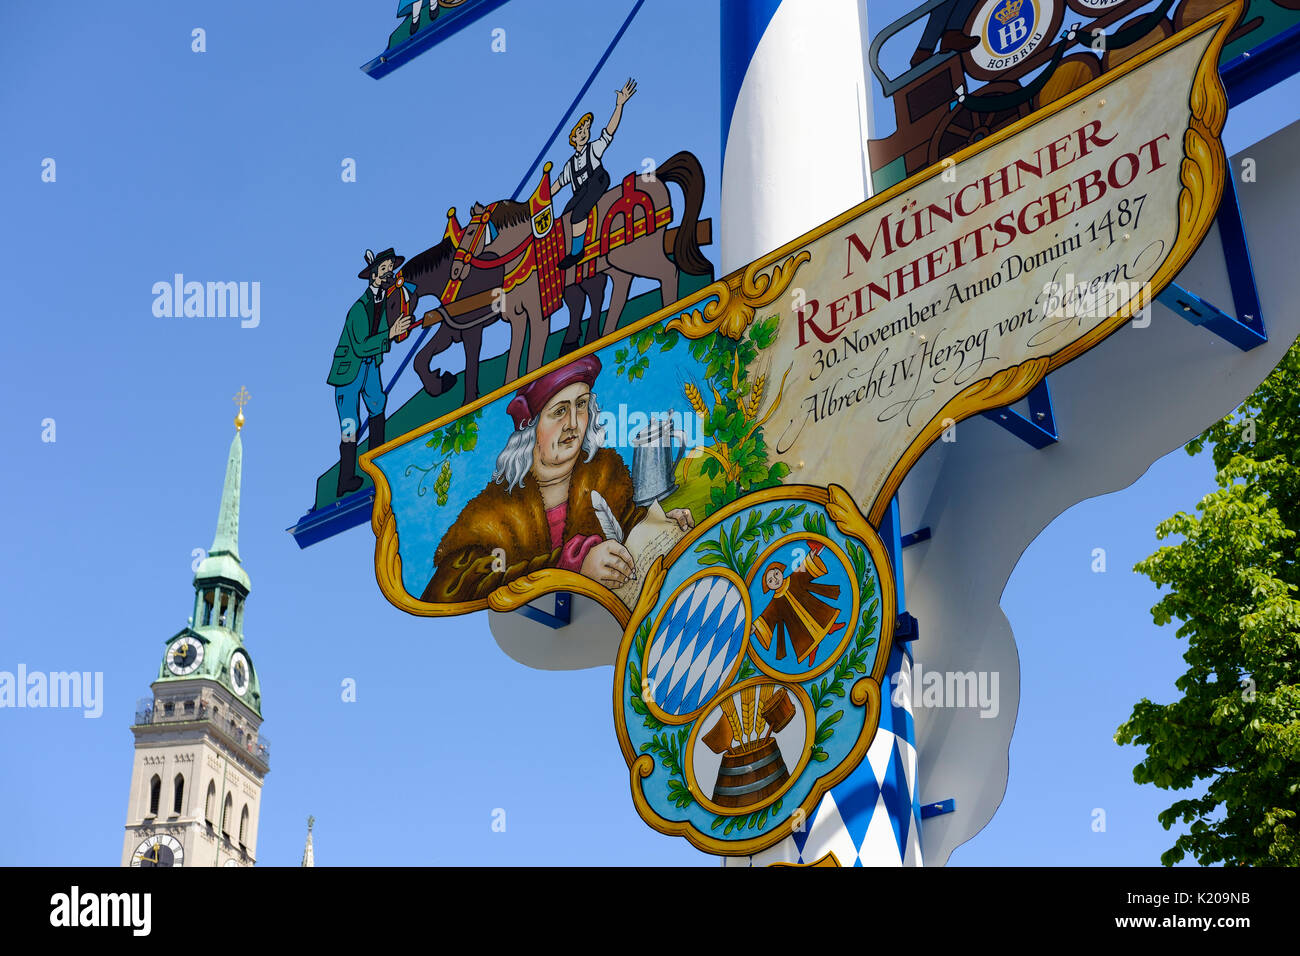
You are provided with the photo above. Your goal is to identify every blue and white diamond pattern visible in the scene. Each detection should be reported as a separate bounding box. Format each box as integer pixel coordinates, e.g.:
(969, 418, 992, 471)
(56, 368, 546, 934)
(644, 574, 748, 718)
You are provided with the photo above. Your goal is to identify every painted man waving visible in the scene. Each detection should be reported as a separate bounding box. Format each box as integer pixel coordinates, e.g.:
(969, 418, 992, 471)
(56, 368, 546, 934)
(555, 77, 637, 270)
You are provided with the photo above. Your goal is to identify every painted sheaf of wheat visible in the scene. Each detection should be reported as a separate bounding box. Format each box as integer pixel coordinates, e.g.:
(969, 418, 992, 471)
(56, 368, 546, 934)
(755, 683, 774, 737)
(685, 382, 707, 418)
(721, 695, 742, 745)
(745, 373, 766, 419)
(741, 685, 757, 740)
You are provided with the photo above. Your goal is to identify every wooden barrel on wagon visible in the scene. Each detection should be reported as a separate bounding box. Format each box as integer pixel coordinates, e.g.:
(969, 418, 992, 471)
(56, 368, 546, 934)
(711, 737, 790, 809)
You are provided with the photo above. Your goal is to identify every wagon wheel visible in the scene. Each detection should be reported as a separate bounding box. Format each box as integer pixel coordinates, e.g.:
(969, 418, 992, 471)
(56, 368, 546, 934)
(927, 82, 1031, 168)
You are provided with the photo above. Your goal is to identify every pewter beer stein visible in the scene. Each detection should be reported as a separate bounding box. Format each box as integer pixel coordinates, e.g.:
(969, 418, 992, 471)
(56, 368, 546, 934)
(630, 414, 687, 506)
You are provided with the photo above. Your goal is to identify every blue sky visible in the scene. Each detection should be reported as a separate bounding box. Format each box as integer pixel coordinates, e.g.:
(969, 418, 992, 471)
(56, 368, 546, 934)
(1, 0, 1296, 867)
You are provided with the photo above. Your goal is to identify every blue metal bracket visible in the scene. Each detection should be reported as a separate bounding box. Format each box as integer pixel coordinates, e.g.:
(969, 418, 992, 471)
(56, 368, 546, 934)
(921, 798, 956, 820)
(1155, 175, 1267, 351)
(895, 611, 919, 644)
(901, 527, 931, 548)
(982, 377, 1059, 449)
(515, 592, 572, 629)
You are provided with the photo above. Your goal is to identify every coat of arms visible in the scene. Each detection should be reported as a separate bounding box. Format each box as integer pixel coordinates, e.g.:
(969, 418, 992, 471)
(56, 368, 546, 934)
(614, 485, 895, 854)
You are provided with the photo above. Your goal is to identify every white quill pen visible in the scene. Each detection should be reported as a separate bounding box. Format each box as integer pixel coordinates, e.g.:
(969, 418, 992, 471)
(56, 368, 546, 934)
(590, 490, 625, 544)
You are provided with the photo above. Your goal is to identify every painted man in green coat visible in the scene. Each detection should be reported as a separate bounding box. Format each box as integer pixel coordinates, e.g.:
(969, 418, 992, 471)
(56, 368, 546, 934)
(328, 248, 412, 496)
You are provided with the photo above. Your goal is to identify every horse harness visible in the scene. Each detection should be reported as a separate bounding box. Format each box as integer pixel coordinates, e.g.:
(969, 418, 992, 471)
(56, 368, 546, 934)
(381, 275, 414, 342)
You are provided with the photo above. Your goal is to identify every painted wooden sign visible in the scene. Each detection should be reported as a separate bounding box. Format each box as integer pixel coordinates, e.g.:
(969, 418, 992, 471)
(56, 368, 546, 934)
(362, 5, 1236, 853)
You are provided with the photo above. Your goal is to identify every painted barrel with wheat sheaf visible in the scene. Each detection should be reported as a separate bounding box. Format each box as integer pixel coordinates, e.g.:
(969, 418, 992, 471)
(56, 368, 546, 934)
(711, 737, 790, 809)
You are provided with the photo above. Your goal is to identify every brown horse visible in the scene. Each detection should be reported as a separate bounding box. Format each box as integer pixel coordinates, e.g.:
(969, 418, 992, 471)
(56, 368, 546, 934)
(452, 150, 711, 379)
(379, 236, 504, 404)
(382, 222, 609, 405)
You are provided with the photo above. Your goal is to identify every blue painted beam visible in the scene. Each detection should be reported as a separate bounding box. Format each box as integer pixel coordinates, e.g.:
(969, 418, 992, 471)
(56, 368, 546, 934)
(982, 378, 1058, 450)
(879, 497, 919, 643)
(361, 0, 515, 80)
(879, 497, 907, 613)
(1221, 21, 1300, 107)
(287, 490, 374, 549)
(1217, 175, 1265, 343)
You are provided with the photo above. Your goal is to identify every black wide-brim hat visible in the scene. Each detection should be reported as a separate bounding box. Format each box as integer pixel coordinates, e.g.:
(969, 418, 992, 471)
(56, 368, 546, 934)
(358, 247, 405, 279)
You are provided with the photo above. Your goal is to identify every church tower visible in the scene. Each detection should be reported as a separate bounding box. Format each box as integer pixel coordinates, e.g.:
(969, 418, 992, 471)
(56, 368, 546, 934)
(121, 393, 270, 867)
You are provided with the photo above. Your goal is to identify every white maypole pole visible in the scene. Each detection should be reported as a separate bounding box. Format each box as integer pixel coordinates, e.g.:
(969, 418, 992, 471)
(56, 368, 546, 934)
(718, 0, 924, 867)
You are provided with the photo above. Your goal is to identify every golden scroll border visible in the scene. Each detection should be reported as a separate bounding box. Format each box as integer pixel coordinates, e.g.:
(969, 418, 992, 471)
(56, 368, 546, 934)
(612, 483, 896, 857)
(362, 2, 1236, 622)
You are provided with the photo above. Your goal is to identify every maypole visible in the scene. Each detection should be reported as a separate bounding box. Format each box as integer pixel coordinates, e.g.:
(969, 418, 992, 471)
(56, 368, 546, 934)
(718, 0, 923, 866)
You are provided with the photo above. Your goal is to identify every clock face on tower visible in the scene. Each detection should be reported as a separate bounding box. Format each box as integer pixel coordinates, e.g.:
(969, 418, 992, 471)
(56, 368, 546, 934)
(229, 651, 250, 696)
(166, 636, 204, 676)
(132, 835, 184, 868)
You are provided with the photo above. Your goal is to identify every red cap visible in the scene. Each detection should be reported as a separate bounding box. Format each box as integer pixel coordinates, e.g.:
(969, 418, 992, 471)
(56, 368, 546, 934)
(506, 355, 602, 429)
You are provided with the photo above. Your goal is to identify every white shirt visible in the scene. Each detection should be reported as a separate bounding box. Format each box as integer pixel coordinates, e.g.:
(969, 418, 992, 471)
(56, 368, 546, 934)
(556, 128, 614, 189)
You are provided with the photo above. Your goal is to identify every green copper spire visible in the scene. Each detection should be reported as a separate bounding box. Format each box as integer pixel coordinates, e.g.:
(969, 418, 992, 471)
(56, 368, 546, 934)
(194, 391, 251, 595)
(209, 429, 242, 562)
(163, 392, 263, 716)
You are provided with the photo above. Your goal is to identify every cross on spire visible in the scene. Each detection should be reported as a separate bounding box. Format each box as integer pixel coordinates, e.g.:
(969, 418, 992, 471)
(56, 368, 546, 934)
(233, 386, 250, 431)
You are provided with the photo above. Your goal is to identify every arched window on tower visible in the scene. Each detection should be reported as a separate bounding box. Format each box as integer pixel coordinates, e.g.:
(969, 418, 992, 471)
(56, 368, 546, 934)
(148, 774, 161, 816)
(205, 781, 216, 825)
(221, 792, 233, 840)
(172, 774, 185, 815)
(239, 805, 249, 848)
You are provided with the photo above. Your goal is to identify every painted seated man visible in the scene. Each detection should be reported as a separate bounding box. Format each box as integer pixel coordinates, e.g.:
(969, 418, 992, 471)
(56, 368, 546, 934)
(752, 542, 846, 667)
(423, 355, 694, 604)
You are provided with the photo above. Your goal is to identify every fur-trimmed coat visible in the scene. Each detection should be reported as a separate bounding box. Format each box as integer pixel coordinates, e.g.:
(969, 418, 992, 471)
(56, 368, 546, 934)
(422, 446, 646, 604)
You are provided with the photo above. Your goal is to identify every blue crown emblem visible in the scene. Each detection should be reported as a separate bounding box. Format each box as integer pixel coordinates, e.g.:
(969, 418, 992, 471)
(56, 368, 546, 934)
(987, 0, 1036, 58)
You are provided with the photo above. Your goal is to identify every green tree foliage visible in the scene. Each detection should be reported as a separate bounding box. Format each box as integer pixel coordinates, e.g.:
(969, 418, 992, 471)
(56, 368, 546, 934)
(1115, 338, 1299, 866)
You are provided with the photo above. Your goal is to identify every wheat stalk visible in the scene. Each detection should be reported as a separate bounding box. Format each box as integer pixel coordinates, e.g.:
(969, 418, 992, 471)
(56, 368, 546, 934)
(721, 696, 742, 745)
(746, 373, 766, 419)
(741, 685, 757, 740)
(684, 382, 707, 418)
(756, 683, 775, 738)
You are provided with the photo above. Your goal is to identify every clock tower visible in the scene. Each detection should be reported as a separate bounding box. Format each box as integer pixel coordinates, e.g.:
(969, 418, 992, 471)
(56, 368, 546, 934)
(121, 393, 270, 867)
